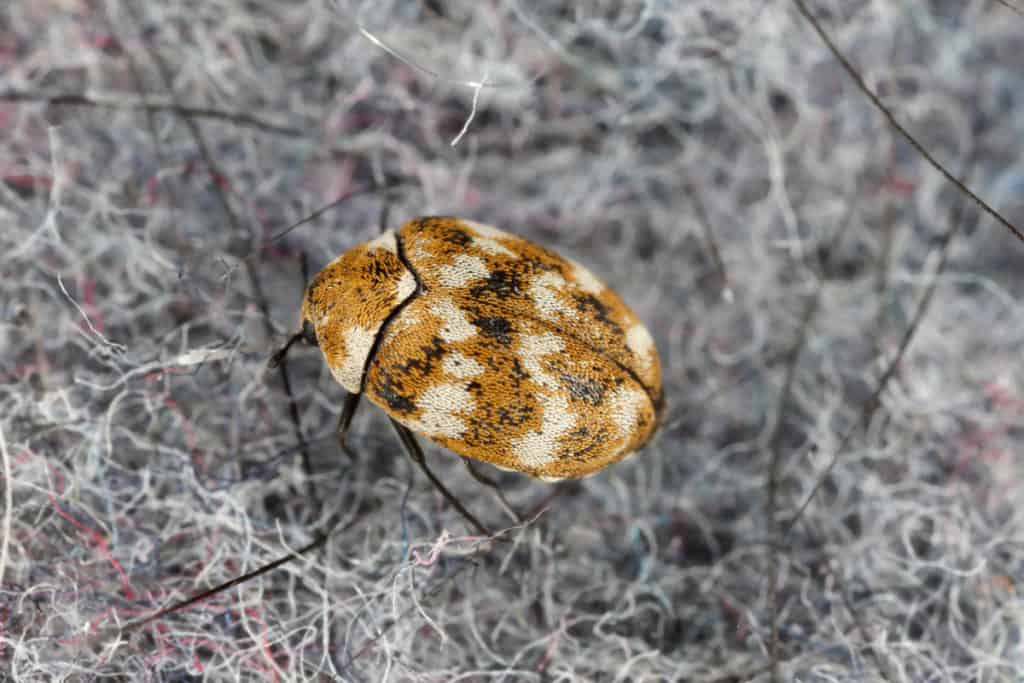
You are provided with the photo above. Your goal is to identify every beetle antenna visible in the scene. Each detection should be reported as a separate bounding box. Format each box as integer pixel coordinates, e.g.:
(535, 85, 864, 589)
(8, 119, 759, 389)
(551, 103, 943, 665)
(121, 530, 330, 634)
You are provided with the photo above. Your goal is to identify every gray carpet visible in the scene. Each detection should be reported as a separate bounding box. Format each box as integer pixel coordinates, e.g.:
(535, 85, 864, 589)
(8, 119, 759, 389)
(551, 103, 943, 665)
(2, 2, 1023, 680)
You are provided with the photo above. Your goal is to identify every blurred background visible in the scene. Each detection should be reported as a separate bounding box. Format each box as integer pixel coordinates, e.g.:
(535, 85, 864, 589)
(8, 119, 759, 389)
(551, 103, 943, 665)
(2, 1, 1023, 680)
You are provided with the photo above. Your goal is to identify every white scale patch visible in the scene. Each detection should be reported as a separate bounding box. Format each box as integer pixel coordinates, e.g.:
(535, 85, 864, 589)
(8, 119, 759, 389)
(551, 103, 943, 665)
(625, 323, 656, 367)
(333, 324, 377, 393)
(512, 333, 577, 468)
(396, 269, 417, 300)
(517, 333, 564, 388)
(569, 259, 605, 295)
(442, 351, 484, 378)
(364, 230, 397, 253)
(407, 244, 432, 263)
(389, 312, 419, 332)
(430, 298, 477, 342)
(438, 254, 489, 288)
(513, 392, 576, 469)
(461, 218, 517, 256)
(608, 385, 647, 437)
(405, 382, 475, 439)
(461, 220, 509, 241)
(529, 271, 576, 321)
(472, 235, 517, 258)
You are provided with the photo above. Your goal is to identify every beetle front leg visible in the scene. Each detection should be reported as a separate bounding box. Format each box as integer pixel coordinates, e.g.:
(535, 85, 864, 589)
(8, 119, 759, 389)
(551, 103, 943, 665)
(268, 331, 305, 369)
(336, 392, 362, 461)
(269, 318, 318, 369)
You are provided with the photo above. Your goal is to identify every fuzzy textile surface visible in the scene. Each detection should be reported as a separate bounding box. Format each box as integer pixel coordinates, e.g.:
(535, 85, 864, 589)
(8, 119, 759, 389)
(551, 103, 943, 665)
(2, 1, 1023, 681)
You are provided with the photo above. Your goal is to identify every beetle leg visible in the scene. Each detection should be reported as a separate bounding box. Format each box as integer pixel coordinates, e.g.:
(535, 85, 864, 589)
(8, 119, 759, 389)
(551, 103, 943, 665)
(461, 458, 523, 525)
(267, 326, 316, 502)
(524, 480, 584, 520)
(388, 418, 492, 537)
(337, 392, 362, 461)
(268, 331, 305, 369)
(270, 319, 318, 369)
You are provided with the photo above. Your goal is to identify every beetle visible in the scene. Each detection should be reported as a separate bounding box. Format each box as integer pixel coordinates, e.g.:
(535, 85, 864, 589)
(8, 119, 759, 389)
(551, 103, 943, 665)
(271, 215, 664, 535)
(274, 215, 663, 489)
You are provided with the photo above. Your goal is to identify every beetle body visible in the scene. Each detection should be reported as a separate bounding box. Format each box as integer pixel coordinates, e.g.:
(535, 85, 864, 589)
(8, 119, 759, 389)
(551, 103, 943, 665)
(301, 217, 663, 480)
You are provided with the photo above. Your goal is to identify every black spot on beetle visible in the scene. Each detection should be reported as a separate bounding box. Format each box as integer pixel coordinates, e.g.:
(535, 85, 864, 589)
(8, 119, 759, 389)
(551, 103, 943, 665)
(561, 441, 606, 461)
(525, 255, 562, 274)
(560, 373, 606, 406)
(559, 430, 609, 460)
(440, 227, 472, 246)
(495, 403, 535, 426)
(397, 336, 446, 375)
(573, 293, 621, 333)
(510, 358, 530, 382)
(470, 267, 524, 300)
(472, 316, 513, 345)
(463, 423, 496, 448)
(372, 371, 416, 414)
(463, 400, 535, 447)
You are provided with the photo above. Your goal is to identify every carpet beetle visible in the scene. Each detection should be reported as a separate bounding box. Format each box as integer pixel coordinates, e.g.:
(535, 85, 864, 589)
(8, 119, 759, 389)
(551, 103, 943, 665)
(290, 216, 664, 481)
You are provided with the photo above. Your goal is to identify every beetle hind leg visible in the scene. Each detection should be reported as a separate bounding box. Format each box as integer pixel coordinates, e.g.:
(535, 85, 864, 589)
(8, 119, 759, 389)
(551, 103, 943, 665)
(388, 418, 492, 537)
(462, 458, 523, 525)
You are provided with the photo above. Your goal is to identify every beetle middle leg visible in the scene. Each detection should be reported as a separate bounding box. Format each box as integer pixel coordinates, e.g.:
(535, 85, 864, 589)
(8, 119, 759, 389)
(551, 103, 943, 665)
(388, 418, 492, 537)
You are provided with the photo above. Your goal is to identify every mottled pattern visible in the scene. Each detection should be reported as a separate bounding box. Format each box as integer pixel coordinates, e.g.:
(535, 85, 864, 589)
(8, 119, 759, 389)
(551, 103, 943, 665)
(304, 217, 664, 479)
(393, 218, 662, 478)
